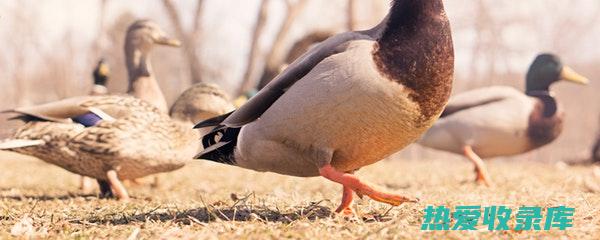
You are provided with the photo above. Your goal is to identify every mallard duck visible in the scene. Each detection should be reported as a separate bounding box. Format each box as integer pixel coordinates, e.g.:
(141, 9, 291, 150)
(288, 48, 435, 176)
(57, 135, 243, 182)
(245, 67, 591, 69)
(91, 58, 110, 96)
(169, 83, 235, 125)
(124, 20, 180, 113)
(418, 54, 589, 186)
(80, 58, 112, 192)
(1, 96, 198, 200)
(0, 20, 187, 200)
(196, 0, 454, 214)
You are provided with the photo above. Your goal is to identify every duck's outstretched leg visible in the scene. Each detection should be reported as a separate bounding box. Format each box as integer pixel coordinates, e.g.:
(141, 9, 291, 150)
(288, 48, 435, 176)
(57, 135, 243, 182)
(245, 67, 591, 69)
(335, 185, 355, 215)
(319, 165, 417, 209)
(463, 145, 492, 187)
(106, 170, 130, 201)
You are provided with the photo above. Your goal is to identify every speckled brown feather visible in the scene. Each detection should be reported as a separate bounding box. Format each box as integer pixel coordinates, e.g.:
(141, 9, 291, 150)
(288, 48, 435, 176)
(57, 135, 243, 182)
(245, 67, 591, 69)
(169, 83, 235, 124)
(8, 96, 198, 180)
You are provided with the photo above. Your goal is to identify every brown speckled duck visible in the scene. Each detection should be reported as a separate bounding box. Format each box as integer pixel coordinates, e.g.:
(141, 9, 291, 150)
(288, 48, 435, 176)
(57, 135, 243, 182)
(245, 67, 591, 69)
(79, 58, 112, 192)
(0, 20, 195, 200)
(196, 0, 454, 214)
(418, 54, 589, 186)
(170, 83, 235, 125)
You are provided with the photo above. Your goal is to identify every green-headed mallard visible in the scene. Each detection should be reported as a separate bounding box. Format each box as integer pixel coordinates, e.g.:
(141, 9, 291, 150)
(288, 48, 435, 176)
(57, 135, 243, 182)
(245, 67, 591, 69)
(91, 58, 110, 96)
(0, 20, 187, 200)
(195, 0, 454, 214)
(418, 54, 589, 186)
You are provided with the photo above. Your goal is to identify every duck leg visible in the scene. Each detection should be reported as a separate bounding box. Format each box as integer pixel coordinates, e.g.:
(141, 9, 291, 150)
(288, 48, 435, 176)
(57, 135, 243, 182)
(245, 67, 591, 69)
(106, 170, 130, 200)
(335, 185, 355, 215)
(319, 164, 417, 210)
(97, 179, 114, 199)
(463, 145, 492, 186)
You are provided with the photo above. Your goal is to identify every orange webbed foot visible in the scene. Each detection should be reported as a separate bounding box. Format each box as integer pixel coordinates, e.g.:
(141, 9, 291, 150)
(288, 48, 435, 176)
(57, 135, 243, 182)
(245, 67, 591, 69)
(320, 165, 417, 208)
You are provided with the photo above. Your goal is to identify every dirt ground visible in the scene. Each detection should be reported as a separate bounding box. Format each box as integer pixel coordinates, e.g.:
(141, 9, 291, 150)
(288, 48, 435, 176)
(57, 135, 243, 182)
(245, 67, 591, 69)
(1, 150, 599, 239)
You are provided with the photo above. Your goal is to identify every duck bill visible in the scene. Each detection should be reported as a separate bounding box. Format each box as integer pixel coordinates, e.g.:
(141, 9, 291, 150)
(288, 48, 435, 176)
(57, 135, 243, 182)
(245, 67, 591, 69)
(155, 36, 181, 47)
(561, 66, 589, 85)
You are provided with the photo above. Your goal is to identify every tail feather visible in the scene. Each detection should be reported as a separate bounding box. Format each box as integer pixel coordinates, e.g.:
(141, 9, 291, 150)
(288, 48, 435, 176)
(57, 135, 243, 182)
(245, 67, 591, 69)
(196, 126, 240, 165)
(0, 139, 45, 150)
(194, 111, 233, 129)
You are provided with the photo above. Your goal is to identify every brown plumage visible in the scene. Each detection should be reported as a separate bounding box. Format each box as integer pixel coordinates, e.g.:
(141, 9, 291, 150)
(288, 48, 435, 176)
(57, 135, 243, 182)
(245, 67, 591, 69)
(2, 96, 198, 199)
(527, 93, 564, 148)
(169, 83, 235, 124)
(196, 0, 454, 214)
(0, 20, 184, 200)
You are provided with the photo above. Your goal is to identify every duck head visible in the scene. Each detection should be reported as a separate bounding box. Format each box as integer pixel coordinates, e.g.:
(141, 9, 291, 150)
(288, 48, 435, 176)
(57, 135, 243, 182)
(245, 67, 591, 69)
(93, 58, 109, 86)
(125, 20, 181, 53)
(124, 20, 180, 82)
(526, 53, 589, 93)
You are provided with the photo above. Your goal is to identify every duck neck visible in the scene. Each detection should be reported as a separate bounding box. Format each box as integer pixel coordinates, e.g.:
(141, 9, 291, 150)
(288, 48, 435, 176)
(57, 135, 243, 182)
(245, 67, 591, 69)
(373, 0, 454, 119)
(525, 79, 551, 94)
(125, 45, 168, 113)
(527, 91, 558, 117)
(90, 84, 108, 96)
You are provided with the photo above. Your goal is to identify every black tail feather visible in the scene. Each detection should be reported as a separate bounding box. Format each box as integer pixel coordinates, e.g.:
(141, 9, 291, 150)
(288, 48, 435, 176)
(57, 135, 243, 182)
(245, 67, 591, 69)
(194, 111, 234, 129)
(196, 126, 241, 165)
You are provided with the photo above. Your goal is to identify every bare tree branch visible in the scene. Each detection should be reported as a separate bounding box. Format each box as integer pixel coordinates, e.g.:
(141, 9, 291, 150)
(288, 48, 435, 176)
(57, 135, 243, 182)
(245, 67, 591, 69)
(238, 0, 270, 95)
(91, 0, 109, 61)
(162, 0, 204, 83)
(257, 0, 310, 89)
(347, 0, 357, 31)
(191, 0, 205, 42)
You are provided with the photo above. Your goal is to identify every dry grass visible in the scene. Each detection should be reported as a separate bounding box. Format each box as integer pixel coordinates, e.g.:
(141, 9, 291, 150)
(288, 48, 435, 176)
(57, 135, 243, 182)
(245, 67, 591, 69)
(1, 150, 599, 239)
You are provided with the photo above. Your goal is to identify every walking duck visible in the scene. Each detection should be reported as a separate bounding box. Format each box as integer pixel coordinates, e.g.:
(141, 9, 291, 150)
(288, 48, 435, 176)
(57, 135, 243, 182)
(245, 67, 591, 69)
(418, 54, 589, 186)
(196, 0, 454, 214)
(0, 20, 194, 200)
(80, 58, 112, 193)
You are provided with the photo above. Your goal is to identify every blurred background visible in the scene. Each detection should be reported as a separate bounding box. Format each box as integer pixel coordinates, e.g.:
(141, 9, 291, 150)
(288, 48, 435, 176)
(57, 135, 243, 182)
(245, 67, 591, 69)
(0, 0, 598, 162)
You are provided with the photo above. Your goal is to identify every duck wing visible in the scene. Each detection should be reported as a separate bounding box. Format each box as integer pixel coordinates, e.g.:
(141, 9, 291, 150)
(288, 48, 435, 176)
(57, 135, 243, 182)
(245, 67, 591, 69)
(196, 32, 372, 129)
(440, 86, 519, 118)
(4, 96, 155, 124)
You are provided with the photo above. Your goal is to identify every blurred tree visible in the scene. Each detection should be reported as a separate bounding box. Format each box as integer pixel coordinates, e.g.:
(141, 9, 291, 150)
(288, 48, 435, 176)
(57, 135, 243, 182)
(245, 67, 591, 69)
(238, 0, 270, 96)
(347, 0, 357, 31)
(90, 0, 110, 62)
(5, 1, 43, 106)
(103, 12, 137, 94)
(284, 31, 333, 65)
(256, 0, 310, 90)
(162, 0, 205, 84)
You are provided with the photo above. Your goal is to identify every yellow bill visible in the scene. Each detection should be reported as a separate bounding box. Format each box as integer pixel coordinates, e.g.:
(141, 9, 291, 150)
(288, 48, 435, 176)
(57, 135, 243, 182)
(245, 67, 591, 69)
(561, 66, 589, 85)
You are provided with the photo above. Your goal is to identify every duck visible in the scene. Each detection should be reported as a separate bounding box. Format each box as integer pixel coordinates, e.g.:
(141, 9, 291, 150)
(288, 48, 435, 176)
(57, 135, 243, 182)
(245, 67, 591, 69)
(91, 58, 110, 96)
(123, 20, 180, 113)
(0, 20, 193, 200)
(195, 0, 454, 214)
(418, 53, 589, 186)
(169, 83, 235, 125)
(79, 58, 112, 193)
